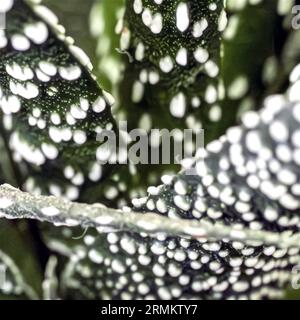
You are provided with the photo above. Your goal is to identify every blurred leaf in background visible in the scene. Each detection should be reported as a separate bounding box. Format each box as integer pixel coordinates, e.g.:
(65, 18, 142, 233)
(43, 0, 97, 68)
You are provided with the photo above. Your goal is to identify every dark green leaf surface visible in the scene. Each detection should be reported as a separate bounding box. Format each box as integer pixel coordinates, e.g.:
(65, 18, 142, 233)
(3, 74, 300, 298)
(0, 0, 117, 202)
(92, 0, 227, 206)
(120, 0, 224, 133)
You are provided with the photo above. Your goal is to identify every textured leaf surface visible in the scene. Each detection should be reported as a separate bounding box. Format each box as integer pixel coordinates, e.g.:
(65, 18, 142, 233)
(63, 70, 300, 299)
(88, 0, 227, 207)
(0, 0, 117, 202)
(2, 69, 300, 298)
(120, 0, 225, 132)
(1, 0, 300, 301)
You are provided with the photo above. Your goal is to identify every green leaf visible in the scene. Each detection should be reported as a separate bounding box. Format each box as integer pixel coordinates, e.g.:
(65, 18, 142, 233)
(120, 0, 224, 133)
(0, 0, 117, 202)
(0, 231, 41, 300)
(88, 0, 226, 206)
(217, 0, 278, 141)
(2, 72, 300, 298)
(1, 0, 300, 301)
(90, 0, 125, 92)
(43, 0, 97, 68)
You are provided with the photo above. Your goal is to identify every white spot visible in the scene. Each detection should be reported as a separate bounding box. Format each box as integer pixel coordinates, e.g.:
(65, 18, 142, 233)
(0, 30, 8, 48)
(33, 5, 59, 27)
(39, 61, 57, 77)
(233, 281, 249, 293)
(170, 92, 186, 118)
(1, 95, 21, 114)
(92, 96, 106, 113)
(36, 69, 50, 82)
(70, 105, 86, 120)
(69, 45, 92, 69)
(264, 207, 278, 222)
(73, 130, 87, 145)
(24, 22, 48, 44)
(228, 76, 249, 100)
(50, 113, 61, 125)
(290, 63, 300, 83)
(149, 71, 160, 84)
(205, 60, 219, 78)
(111, 260, 126, 274)
(41, 206, 60, 217)
(133, 0, 143, 14)
(41, 143, 59, 160)
(120, 28, 131, 51)
(218, 10, 228, 32)
(150, 13, 163, 34)
(153, 263, 166, 277)
(269, 121, 289, 142)
(242, 111, 260, 129)
(0, 198, 13, 209)
(193, 19, 208, 38)
(142, 8, 152, 27)
(132, 81, 144, 103)
(176, 2, 190, 32)
(59, 66, 82, 81)
(0, 0, 13, 12)
(88, 249, 103, 264)
(49, 127, 62, 143)
(6, 63, 34, 81)
(194, 47, 209, 64)
(11, 34, 30, 51)
(159, 56, 173, 73)
(89, 163, 102, 182)
(176, 48, 188, 66)
(120, 237, 136, 255)
(95, 216, 114, 225)
(135, 42, 145, 61)
(205, 85, 218, 104)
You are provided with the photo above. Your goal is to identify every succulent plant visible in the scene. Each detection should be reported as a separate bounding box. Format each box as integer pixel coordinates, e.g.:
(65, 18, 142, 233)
(1, 0, 300, 300)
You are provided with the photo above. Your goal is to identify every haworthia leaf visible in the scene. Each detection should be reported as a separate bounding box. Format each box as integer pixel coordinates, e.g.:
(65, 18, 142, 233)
(0, 0, 117, 201)
(2, 68, 300, 298)
(120, 0, 225, 133)
(0, 0, 300, 301)
(60, 231, 299, 299)
(88, 0, 226, 207)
